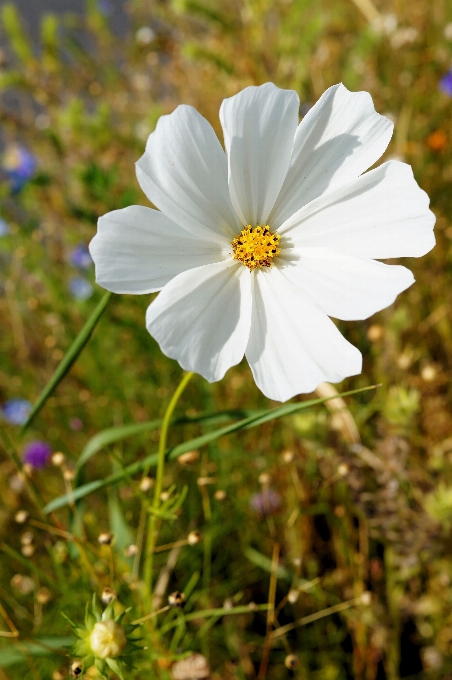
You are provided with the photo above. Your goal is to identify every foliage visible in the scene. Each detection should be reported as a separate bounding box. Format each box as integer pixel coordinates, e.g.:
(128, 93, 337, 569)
(1, 0, 452, 679)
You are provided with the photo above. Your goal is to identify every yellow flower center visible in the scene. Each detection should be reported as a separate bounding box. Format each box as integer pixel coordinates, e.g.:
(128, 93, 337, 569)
(231, 225, 281, 271)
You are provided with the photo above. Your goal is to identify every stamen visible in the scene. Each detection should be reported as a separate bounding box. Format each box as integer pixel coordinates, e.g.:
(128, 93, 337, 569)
(231, 225, 281, 271)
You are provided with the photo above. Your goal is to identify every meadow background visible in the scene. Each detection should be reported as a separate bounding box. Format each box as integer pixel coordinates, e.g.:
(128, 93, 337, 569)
(0, 0, 452, 678)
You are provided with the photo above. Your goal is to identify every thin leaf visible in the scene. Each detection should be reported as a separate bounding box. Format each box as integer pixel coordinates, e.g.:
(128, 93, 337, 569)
(44, 385, 377, 514)
(0, 637, 74, 667)
(21, 291, 112, 433)
(77, 409, 257, 469)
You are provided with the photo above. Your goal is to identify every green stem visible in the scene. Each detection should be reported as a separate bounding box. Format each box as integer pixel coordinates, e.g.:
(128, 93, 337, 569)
(143, 371, 194, 608)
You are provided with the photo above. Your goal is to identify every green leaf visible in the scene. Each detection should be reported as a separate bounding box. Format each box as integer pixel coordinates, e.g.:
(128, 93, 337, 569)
(0, 637, 74, 667)
(76, 409, 257, 470)
(21, 291, 112, 433)
(44, 385, 377, 514)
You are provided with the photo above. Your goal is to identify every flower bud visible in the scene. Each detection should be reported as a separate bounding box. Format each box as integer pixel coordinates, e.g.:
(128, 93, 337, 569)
(98, 531, 113, 545)
(101, 587, 117, 604)
(140, 476, 154, 492)
(89, 620, 127, 659)
(52, 452, 66, 466)
(187, 530, 202, 546)
(168, 591, 185, 607)
(124, 544, 139, 557)
(287, 589, 300, 604)
(14, 510, 29, 524)
(285, 654, 299, 670)
(214, 489, 227, 501)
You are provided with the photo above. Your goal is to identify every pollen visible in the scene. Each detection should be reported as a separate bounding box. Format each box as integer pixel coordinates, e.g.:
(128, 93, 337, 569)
(231, 225, 281, 271)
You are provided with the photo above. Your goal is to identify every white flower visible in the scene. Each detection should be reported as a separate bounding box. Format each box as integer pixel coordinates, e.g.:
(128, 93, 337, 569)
(89, 83, 435, 402)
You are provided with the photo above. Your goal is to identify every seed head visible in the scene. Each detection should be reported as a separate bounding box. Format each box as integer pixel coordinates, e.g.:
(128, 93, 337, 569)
(14, 510, 29, 524)
(140, 476, 154, 492)
(287, 589, 300, 604)
(70, 660, 82, 677)
(285, 654, 299, 670)
(21, 544, 35, 557)
(124, 544, 139, 557)
(177, 450, 200, 465)
(101, 587, 117, 604)
(98, 531, 113, 545)
(51, 452, 66, 466)
(168, 591, 185, 607)
(36, 587, 52, 604)
(187, 530, 202, 545)
(20, 531, 34, 545)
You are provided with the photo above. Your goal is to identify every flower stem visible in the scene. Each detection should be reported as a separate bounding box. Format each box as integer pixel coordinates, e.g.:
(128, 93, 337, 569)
(143, 371, 194, 609)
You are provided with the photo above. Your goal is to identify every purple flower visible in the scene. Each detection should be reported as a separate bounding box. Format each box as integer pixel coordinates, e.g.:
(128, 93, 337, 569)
(2, 399, 32, 425)
(2, 144, 37, 192)
(0, 217, 9, 237)
(250, 489, 282, 518)
(69, 244, 93, 269)
(23, 441, 52, 468)
(439, 69, 452, 97)
(69, 277, 94, 301)
(70, 417, 84, 431)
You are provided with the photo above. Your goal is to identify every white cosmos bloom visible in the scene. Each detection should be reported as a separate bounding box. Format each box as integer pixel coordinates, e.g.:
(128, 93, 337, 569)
(89, 83, 435, 402)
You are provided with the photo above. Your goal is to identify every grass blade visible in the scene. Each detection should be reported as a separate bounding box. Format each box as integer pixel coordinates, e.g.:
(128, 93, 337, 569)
(21, 291, 112, 433)
(44, 384, 378, 513)
(76, 409, 257, 469)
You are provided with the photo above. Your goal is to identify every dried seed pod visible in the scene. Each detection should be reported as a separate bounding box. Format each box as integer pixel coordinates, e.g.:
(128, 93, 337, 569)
(98, 531, 113, 545)
(51, 452, 66, 466)
(14, 510, 29, 524)
(70, 660, 83, 677)
(187, 530, 202, 546)
(20, 531, 34, 545)
(140, 476, 154, 492)
(21, 544, 35, 557)
(285, 654, 299, 670)
(36, 587, 52, 604)
(124, 544, 139, 557)
(177, 450, 200, 465)
(287, 589, 300, 604)
(101, 587, 117, 604)
(171, 653, 210, 679)
(168, 591, 185, 607)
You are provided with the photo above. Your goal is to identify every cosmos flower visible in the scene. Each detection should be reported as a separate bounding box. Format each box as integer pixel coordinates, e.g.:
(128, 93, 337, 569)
(69, 277, 94, 301)
(439, 69, 452, 97)
(69, 244, 93, 269)
(2, 399, 32, 425)
(90, 83, 435, 401)
(2, 144, 37, 192)
(22, 441, 52, 468)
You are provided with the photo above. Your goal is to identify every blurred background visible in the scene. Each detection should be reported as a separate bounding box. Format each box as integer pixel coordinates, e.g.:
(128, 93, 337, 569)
(0, 0, 452, 679)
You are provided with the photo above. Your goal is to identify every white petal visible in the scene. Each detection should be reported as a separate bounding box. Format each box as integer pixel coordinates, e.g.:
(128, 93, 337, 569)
(89, 206, 227, 294)
(269, 83, 394, 228)
(220, 83, 299, 226)
(246, 267, 362, 402)
(136, 105, 239, 244)
(282, 248, 414, 321)
(146, 260, 252, 382)
(279, 161, 436, 259)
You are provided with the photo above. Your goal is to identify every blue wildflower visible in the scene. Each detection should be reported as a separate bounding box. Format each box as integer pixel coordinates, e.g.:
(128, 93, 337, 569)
(23, 441, 52, 468)
(69, 277, 94, 301)
(69, 244, 93, 269)
(439, 69, 452, 97)
(2, 399, 32, 425)
(0, 217, 9, 237)
(2, 144, 37, 192)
